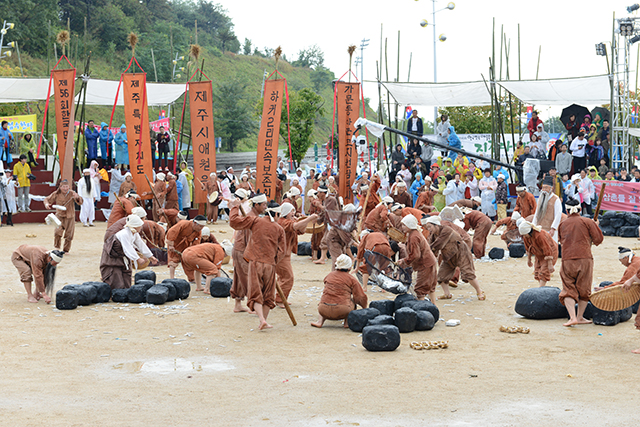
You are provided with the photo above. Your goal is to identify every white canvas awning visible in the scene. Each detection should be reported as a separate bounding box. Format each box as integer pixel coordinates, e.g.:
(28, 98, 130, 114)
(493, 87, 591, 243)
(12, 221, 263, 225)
(81, 79, 186, 106)
(375, 74, 612, 108)
(498, 75, 611, 106)
(0, 78, 51, 103)
(0, 77, 186, 106)
(380, 81, 491, 107)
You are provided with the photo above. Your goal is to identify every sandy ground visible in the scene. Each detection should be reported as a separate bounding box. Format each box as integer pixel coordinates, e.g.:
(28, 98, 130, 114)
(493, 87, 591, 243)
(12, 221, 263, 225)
(1, 221, 639, 427)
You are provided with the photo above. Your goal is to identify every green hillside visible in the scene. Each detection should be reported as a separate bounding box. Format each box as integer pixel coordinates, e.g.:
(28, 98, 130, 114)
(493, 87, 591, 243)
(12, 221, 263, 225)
(0, 0, 376, 154)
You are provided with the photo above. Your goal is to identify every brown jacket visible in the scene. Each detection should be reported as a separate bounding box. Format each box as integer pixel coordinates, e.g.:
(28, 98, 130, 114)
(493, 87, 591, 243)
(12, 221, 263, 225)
(13, 245, 49, 290)
(229, 206, 286, 265)
(515, 191, 537, 218)
(557, 213, 603, 260)
(166, 220, 201, 253)
(320, 270, 368, 308)
(44, 188, 83, 219)
(403, 229, 437, 270)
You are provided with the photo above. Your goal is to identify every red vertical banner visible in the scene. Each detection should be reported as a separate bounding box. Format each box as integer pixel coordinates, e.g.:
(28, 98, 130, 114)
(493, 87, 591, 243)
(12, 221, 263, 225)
(52, 69, 76, 183)
(336, 81, 360, 203)
(256, 79, 284, 201)
(122, 73, 153, 199)
(189, 80, 215, 204)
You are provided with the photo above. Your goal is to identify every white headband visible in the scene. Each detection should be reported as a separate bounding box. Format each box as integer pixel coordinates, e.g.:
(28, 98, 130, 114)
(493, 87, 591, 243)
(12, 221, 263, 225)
(251, 194, 268, 204)
(193, 219, 207, 226)
(422, 215, 441, 226)
(48, 251, 63, 263)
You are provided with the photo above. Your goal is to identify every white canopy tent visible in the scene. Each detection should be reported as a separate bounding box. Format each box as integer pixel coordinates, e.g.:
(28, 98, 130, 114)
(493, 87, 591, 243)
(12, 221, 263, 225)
(376, 75, 611, 107)
(498, 75, 611, 106)
(0, 77, 186, 106)
(380, 81, 491, 107)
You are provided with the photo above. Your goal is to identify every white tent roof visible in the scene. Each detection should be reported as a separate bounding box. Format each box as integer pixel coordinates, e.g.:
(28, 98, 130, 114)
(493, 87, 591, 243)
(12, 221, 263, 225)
(0, 77, 186, 106)
(0, 78, 51, 103)
(81, 79, 186, 106)
(498, 75, 611, 106)
(377, 75, 611, 107)
(381, 81, 491, 107)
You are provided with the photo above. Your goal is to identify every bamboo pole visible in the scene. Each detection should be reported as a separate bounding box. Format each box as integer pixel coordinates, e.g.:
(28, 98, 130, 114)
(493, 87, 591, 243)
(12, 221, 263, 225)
(384, 38, 393, 147)
(536, 45, 542, 80)
(394, 31, 400, 140)
(151, 48, 158, 82)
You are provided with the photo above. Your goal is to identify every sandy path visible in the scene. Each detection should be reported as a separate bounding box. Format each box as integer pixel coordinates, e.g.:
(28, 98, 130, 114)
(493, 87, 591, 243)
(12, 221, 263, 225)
(0, 222, 639, 426)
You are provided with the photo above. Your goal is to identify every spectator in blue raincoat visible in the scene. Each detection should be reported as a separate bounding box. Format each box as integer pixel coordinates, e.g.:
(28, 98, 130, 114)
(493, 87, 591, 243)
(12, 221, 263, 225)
(447, 125, 461, 161)
(98, 122, 114, 167)
(84, 120, 100, 164)
(409, 171, 425, 206)
(176, 177, 184, 210)
(114, 124, 129, 165)
(492, 164, 510, 183)
(0, 120, 14, 164)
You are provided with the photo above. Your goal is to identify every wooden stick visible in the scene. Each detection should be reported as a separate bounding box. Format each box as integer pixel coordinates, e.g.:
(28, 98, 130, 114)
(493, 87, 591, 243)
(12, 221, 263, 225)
(357, 184, 372, 233)
(144, 174, 171, 224)
(236, 203, 296, 326)
(593, 183, 607, 221)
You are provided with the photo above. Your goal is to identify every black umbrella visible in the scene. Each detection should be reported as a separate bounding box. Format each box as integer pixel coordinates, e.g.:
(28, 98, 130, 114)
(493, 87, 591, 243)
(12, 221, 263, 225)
(560, 104, 590, 126)
(591, 106, 610, 122)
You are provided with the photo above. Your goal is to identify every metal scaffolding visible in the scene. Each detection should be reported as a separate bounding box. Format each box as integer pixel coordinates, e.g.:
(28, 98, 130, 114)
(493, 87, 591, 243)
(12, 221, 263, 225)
(611, 16, 635, 171)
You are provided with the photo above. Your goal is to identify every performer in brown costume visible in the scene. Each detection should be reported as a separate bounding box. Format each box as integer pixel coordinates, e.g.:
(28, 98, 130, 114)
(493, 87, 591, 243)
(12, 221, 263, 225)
(519, 219, 558, 287)
(315, 186, 339, 264)
(100, 215, 157, 289)
(462, 209, 493, 258)
(146, 172, 167, 222)
(229, 199, 286, 330)
(391, 180, 412, 207)
(11, 245, 64, 303)
(448, 197, 481, 210)
(514, 184, 537, 218)
(104, 206, 149, 241)
(610, 247, 640, 286)
(490, 211, 522, 247)
(157, 208, 185, 230)
(44, 180, 83, 253)
(319, 204, 357, 269)
(363, 196, 394, 233)
(230, 191, 264, 313)
(118, 172, 137, 198)
(203, 173, 220, 224)
(275, 202, 317, 307)
(308, 189, 325, 258)
(166, 215, 206, 280)
(107, 191, 137, 227)
(398, 214, 438, 302)
(311, 255, 368, 328)
(557, 199, 603, 327)
(182, 243, 226, 293)
(164, 173, 179, 211)
(622, 248, 640, 353)
(355, 230, 394, 292)
(361, 174, 382, 218)
(423, 215, 485, 301)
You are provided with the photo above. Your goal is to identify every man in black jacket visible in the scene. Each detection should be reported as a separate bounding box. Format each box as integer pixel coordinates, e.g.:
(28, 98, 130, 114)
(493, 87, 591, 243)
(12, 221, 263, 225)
(406, 110, 423, 136)
(156, 126, 171, 169)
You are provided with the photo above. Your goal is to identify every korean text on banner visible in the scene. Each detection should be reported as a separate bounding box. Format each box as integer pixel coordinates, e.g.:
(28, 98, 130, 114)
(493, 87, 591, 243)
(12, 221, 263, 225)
(53, 69, 76, 184)
(189, 80, 215, 204)
(0, 114, 37, 133)
(256, 79, 284, 200)
(593, 180, 640, 213)
(336, 81, 360, 203)
(122, 73, 153, 199)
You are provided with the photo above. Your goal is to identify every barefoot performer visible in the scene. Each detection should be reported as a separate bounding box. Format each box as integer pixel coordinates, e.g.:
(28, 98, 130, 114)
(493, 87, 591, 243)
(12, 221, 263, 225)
(275, 202, 318, 307)
(43, 179, 83, 253)
(490, 211, 522, 247)
(100, 215, 158, 289)
(461, 208, 493, 258)
(182, 243, 226, 293)
(398, 214, 438, 302)
(229, 199, 286, 330)
(422, 215, 485, 301)
(519, 219, 558, 287)
(165, 215, 206, 280)
(229, 191, 264, 313)
(311, 255, 368, 328)
(355, 230, 395, 292)
(557, 199, 604, 327)
(622, 250, 640, 353)
(11, 245, 64, 303)
(611, 247, 640, 286)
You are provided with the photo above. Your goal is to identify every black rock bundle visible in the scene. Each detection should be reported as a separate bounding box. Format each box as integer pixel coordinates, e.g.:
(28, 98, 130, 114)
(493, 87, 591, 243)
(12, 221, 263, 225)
(353, 295, 439, 351)
(598, 211, 640, 237)
(54, 274, 190, 310)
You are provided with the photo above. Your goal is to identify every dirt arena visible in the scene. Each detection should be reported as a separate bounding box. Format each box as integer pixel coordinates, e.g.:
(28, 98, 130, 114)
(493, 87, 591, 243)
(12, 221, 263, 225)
(1, 221, 638, 426)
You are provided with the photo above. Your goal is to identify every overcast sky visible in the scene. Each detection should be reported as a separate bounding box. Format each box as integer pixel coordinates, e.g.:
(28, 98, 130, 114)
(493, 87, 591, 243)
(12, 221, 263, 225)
(220, 0, 637, 119)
